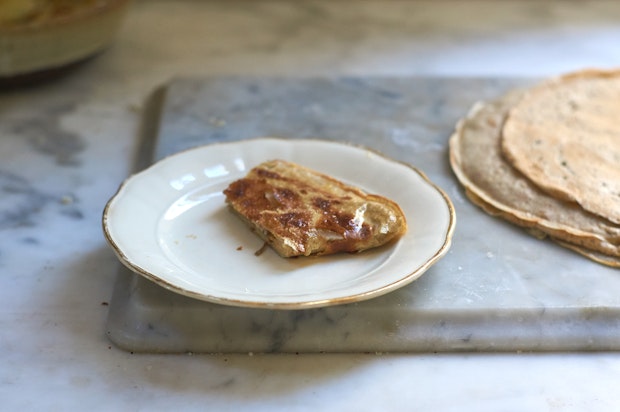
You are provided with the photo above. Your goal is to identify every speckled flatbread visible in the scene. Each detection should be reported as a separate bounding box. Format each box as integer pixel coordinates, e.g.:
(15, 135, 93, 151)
(449, 93, 620, 263)
(501, 69, 620, 224)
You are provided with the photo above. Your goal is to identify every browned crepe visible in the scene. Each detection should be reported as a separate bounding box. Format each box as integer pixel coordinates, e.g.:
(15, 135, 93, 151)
(501, 69, 620, 224)
(449, 93, 620, 264)
(223, 159, 407, 257)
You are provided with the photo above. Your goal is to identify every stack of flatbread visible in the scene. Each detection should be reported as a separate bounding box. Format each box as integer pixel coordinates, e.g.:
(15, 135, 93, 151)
(449, 69, 620, 267)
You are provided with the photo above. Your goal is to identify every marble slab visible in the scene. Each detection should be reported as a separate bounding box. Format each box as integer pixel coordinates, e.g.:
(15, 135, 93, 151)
(106, 77, 620, 353)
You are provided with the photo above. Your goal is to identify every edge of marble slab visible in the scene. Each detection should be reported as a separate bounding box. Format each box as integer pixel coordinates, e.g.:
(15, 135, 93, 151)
(106, 268, 620, 354)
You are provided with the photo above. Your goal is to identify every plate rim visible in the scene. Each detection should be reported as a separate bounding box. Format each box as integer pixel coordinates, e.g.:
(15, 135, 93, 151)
(102, 137, 456, 309)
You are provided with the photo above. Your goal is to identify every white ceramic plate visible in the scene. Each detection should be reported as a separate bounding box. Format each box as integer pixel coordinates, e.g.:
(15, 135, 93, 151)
(103, 138, 455, 309)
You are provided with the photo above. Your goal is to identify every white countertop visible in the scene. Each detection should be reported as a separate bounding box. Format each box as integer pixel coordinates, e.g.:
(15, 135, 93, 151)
(2, 1, 620, 410)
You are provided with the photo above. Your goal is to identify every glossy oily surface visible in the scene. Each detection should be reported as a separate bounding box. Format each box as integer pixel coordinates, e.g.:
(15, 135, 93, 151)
(223, 159, 407, 257)
(103, 138, 455, 309)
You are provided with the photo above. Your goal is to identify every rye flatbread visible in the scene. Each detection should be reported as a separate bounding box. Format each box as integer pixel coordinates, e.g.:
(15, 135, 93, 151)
(501, 69, 620, 224)
(449, 93, 620, 260)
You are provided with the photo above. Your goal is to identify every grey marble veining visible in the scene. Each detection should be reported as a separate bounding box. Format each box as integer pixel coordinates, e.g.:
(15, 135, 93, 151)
(0, 96, 88, 235)
(107, 76, 620, 353)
